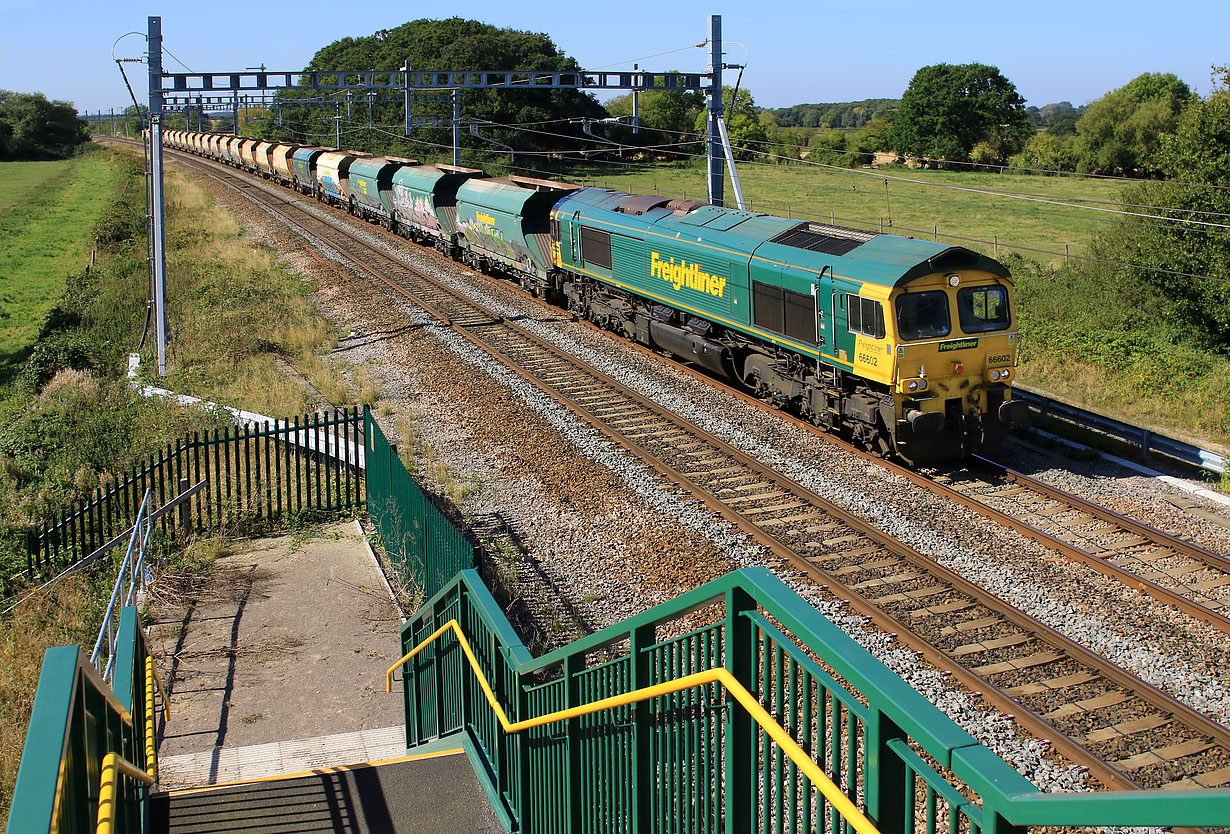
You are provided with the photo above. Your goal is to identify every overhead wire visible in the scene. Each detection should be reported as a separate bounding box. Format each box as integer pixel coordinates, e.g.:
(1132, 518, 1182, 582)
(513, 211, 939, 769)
(235, 92, 1230, 280)
(183, 114, 1230, 285)
(467, 116, 1230, 228)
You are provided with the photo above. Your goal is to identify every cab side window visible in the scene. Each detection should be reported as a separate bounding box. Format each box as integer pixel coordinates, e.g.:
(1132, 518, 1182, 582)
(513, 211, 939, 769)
(846, 294, 885, 339)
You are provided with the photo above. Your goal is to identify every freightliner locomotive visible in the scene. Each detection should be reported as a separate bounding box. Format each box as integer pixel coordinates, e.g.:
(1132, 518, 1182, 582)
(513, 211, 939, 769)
(165, 129, 1027, 462)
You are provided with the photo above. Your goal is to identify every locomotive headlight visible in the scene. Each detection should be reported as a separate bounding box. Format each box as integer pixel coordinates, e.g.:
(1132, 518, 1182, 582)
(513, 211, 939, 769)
(908, 380, 919, 391)
(918, 379, 927, 390)
(947, 274, 960, 287)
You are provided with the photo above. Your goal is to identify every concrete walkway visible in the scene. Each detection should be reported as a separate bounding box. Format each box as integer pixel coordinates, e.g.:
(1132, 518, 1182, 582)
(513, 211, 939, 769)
(150, 521, 407, 789)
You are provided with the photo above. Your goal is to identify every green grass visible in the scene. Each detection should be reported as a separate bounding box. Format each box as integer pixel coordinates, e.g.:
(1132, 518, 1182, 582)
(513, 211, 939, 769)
(0, 143, 362, 813)
(558, 160, 1128, 267)
(1012, 253, 1230, 447)
(0, 152, 122, 364)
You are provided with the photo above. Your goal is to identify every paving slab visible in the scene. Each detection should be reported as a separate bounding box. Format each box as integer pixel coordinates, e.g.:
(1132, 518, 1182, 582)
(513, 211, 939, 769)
(150, 520, 406, 786)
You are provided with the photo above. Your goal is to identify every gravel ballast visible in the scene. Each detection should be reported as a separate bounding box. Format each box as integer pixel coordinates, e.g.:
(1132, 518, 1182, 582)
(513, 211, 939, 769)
(175, 157, 1229, 805)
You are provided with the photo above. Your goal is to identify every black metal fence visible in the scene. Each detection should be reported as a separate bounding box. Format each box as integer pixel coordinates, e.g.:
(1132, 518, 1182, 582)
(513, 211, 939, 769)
(26, 408, 366, 578)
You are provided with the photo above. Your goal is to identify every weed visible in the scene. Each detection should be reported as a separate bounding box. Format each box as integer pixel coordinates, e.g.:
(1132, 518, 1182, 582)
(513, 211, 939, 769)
(240, 713, 263, 725)
(352, 368, 382, 408)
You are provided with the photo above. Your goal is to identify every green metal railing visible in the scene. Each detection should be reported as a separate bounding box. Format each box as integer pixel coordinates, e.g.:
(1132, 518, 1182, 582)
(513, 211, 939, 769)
(7, 608, 162, 834)
(394, 567, 1230, 834)
(364, 406, 477, 600)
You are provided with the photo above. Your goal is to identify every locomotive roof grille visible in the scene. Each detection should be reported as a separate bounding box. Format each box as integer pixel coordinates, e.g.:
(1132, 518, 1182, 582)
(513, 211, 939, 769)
(770, 223, 879, 256)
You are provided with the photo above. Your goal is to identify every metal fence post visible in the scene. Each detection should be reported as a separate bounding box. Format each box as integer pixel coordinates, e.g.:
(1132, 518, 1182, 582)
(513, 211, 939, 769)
(725, 587, 757, 832)
(178, 478, 191, 535)
(565, 653, 585, 830)
(25, 529, 35, 580)
(865, 707, 907, 833)
(629, 623, 655, 834)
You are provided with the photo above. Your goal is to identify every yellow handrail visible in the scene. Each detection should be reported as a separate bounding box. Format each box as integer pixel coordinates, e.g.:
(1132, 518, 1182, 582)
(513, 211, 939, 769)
(386, 619, 882, 834)
(143, 656, 169, 782)
(147, 654, 171, 722)
(91, 654, 168, 834)
(95, 752, 154, 834)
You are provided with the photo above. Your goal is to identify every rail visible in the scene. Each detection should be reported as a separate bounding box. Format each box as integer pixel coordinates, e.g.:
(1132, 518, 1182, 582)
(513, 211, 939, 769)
(8, 608, 165, 834)
(90, 488, 156, 681)
(394, 567, 1230, 834)
(387, 618, 879, 834)
(1014, 387, 1227, 474)
(95, 753, 154, 834)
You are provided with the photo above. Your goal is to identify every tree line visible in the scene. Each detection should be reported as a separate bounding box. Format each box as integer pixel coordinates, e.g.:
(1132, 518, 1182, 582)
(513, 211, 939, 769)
(0, 91, 90, 161)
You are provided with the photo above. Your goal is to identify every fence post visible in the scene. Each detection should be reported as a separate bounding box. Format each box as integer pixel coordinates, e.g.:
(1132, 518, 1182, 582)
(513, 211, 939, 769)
(630, 622, 655, 834)
(725, 587, 757, 832)
(565, 653, 585, 830)
(178, 478, 191, 535)
(865, 706, 907, 833)
(25, 529, 35, 580)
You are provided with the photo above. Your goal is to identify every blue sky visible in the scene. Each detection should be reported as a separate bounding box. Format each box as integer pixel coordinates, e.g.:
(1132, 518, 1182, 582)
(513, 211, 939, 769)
(3, 0, 1226, 115)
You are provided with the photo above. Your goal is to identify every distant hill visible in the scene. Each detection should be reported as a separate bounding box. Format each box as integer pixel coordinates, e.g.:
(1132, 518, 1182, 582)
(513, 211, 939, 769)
(769, 99, 899, 129)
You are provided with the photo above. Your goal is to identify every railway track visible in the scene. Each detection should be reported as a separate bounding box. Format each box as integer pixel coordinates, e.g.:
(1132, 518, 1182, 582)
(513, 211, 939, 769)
(937, 456, 1230, 629)
(157, 145, 1230, 793)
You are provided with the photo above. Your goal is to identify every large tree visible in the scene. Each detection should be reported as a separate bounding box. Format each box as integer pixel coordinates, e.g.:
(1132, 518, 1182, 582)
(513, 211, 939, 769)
(0, 91, 89, 160)
(1088, 67, 1230, 346)
(889, 63, 1032, 164)
(267, 19, 606, 162)
(1074, 72, 1192, 176)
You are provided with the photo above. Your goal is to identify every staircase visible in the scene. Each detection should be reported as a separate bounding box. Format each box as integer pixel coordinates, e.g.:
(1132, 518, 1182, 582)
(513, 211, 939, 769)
(151, 749, 500, 834)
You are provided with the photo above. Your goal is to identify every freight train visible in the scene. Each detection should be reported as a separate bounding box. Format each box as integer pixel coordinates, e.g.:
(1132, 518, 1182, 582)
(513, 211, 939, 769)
(164, 129, 1027, 463)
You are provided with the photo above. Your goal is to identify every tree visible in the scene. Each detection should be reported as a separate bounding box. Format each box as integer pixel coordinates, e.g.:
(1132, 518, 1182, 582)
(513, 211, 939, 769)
(1008, 133, 1078, 172)
(769, 99, 898, 130)
(691, 87, 769, 160)
(889, 63, 1032, 164)
(1086, 66, 1230, 346)
(1074, 72, 1191, 176)
(0, 91, 90, 160)
(1046, 112, 1079, 137)
(605, 83, 705, 139)
(268, 19, 606, 162)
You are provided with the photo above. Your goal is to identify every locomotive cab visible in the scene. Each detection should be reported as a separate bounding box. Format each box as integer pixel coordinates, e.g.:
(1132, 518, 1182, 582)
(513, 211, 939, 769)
(883, 269, 1025, 462)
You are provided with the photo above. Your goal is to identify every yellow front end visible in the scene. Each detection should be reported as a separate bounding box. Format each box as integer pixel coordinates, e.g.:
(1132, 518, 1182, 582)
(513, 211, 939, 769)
(883, 269, 1023, 460)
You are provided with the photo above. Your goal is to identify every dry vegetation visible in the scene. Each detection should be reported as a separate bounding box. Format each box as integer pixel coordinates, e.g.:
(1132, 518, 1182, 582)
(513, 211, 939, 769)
(1, 146, 376, 816)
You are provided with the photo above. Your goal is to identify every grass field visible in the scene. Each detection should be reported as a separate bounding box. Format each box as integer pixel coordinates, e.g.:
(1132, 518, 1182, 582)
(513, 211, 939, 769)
(557, 159, 1129, 266)
(0, 152, 122, 365)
